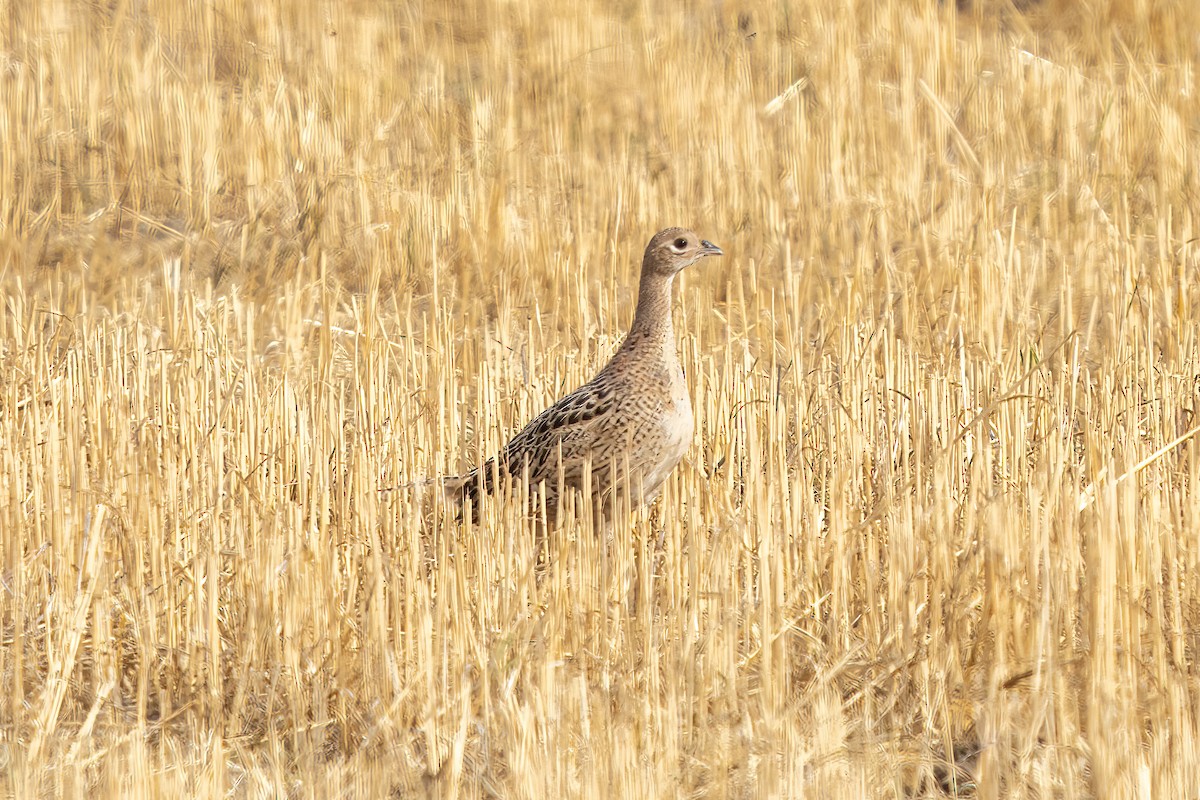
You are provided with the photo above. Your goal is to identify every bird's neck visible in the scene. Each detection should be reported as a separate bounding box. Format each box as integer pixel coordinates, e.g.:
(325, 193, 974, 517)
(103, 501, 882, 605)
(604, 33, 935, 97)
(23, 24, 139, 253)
(620, 270, 678, 360)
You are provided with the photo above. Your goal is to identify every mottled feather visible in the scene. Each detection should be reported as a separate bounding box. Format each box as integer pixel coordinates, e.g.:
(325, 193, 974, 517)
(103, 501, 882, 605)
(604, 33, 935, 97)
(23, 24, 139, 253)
(446, 227, 723, 523)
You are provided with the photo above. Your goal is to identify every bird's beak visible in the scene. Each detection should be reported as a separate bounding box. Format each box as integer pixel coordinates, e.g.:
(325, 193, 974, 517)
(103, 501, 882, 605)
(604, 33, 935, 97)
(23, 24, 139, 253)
(700, 240, 723, 257)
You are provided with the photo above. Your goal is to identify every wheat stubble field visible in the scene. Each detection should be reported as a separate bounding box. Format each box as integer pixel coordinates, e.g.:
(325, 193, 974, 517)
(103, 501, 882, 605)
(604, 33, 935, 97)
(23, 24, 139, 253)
(3, 0, 1200, 797)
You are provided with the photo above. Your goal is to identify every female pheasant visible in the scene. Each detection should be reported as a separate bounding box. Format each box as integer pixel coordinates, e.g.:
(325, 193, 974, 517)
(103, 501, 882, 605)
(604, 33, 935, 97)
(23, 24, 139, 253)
(447, 227, 722, 523)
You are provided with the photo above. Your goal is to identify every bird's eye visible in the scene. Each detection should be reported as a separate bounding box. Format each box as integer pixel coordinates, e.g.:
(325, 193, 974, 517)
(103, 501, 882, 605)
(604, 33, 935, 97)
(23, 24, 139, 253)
(673, 237, 688, 250)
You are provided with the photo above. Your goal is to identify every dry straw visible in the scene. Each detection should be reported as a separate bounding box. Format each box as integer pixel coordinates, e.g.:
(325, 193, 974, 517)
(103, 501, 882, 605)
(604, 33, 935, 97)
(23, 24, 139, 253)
(3, 0, 1200, 797)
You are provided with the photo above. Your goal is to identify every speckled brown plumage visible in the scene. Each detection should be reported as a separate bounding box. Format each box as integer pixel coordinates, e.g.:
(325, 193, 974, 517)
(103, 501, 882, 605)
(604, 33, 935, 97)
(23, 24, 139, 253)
(446, 227, 723, 524)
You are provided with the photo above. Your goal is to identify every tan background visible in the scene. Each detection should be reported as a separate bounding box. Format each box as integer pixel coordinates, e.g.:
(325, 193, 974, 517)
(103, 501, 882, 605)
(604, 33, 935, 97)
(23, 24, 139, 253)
(2, 0, 1199, 796)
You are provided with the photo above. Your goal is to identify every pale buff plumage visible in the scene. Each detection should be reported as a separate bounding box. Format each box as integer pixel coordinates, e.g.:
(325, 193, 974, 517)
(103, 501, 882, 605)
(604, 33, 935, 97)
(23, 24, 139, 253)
(446, 227, 723, 523)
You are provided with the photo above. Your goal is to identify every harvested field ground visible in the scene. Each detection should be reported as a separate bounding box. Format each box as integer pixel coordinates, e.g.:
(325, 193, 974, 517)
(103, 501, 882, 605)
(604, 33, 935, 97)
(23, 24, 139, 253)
(3, 0, 1200, 797)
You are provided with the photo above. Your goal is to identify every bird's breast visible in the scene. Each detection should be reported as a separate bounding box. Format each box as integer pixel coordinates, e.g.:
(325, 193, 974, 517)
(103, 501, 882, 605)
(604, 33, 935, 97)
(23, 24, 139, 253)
(646, 365, 693, 485)
(666, 364, 692, 442)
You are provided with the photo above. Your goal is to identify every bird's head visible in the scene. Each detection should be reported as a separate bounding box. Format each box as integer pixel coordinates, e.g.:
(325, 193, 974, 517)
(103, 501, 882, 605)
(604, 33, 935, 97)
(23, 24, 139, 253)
(642, 227, 723, 277)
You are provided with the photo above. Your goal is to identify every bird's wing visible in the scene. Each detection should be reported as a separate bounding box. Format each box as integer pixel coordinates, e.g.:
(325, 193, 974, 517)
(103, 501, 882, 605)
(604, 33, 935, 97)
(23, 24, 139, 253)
(497, 378, 622, 486)
(447, 376, 629, 514)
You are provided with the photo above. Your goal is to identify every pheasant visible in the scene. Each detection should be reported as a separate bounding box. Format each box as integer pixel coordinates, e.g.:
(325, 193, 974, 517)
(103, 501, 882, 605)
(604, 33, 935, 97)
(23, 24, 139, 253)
(446, 227, 722, 524)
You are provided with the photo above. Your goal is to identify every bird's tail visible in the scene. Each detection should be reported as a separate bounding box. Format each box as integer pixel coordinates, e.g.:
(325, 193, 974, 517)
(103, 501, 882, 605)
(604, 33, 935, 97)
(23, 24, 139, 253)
(377, 473, 473, 502)
(381, 460, 498, 521)
(439, 472, 471, 502)
(441, 460, 505, 518)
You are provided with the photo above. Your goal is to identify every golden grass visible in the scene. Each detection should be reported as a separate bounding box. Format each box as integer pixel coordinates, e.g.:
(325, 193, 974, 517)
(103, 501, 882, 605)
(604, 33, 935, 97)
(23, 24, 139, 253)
(3, 0, 1200, 796)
